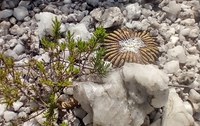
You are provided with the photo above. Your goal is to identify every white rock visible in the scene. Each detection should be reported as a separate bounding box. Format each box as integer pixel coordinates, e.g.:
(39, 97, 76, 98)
(18, 112, 27, 118)
(180, 27, 190, 36)
(34, 52, 50, 63)
(74, 63, 169, 126)
(101, 7, 124, 28)
(167, 45, 187, 63)
(189, 27, 199, 38)
(9, 24, 25, 36)
(180, 19, 195, 26)
(183, 101, 193, 115)
(163, 60, 179, 74)
(186, 55, 199, 67)
(35, 12, 62, 39)
(63, 0, 71, 4)
(13, 43, 25, 55)
(125, 3, 141, 20)
(0, 38, 4, 46)
(63, 87, 73, 95)
(3, 111, 17, 121)
(90, 8, 103, 22)
(23, 119, 40, 126)
(13, 101, 23, 111)
(13, 6, 28, 21)
(162, 88, 194, 126)
(3, 49, 18, 60)
(0, 104, 7, 116)
(68, 23, 91, 41)
(189, 89, 200, 103)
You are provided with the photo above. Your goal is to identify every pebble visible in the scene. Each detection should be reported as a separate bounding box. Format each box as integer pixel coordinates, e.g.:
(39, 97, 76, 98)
(13, 101, 24, 111)
(186, 55, 199, 67)
(188, 27, 199, 38)
(125, 3, 141, 20)
(101, 7, 124, 28)
(180, 19, 195, 26)
(167, 46, 187, 64)
(13, 43, 25, 55)
(13, 6, 29, 21)
(3, 111, 17, 122)
(63, 87, 73, 95)
(0, 38, 5, 46)
(0, 9, 13, 19)
(9, 24, 25, 36)
(163, 60, 180, 74)
(0, 21, 11, 36)
(3, 49, 19, 60)
(86, 0, 99, 7)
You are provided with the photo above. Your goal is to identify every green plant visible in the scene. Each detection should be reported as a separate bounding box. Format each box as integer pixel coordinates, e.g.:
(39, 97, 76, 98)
(0, 17, 109, 125)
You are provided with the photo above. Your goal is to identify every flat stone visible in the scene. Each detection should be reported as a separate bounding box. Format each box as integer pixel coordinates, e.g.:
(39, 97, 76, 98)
(13, 6, 28, 21)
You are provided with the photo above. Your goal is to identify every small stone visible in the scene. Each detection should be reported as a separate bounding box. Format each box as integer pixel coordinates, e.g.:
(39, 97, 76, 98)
(23, 119, 40, 126)
(125, 3, 141, 20)
(13, 43, 25, 55)
(63, 87, 73, 95)
(189, 89, 200, 103)
(86, 0, 99, 7)
(9, 17, 17, 24)
(13, 6, 28, 21)
(167, 45, 187, 63)
(0, 9, 13, 19)
(68, 23, 91, 41)
(4, 49, 18, 60)
(186, 55, 199, 67)
(0, 104, 7, 116)
(163, 60, 180, 74)
(0, 21, 11, 36)
(101, 7, 124, 28)
(90, 8, 103, 22)
(188, 27, 199, 38)
(73, 108, 87, 119)
(188, 46, 197, 54)
(18, 111, 27, 118)
(3, 111, 17, 121)
(180, 28, 190, 36)
(177, 72, 195, 85)
(63, 0, 71, 4)
(13, 101, 23, 111)
(0, 38, 5, 46)
(33, 52, 50, 63)
(9, 24, 25, 36)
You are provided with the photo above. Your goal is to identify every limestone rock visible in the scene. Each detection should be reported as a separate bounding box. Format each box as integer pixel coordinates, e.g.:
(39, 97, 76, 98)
(74, 63, 169, 126)
(162, 88, 194, 126)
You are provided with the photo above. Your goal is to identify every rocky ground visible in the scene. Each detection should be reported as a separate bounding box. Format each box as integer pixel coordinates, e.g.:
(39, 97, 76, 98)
(0, 0, 200, 126)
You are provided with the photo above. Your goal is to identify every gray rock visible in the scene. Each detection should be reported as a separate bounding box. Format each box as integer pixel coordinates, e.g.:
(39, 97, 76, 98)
(125, 3, 141, 20)
(9, 17, 17, 24)
(180, 19, 195, 26)
(73, 108, 87, 119)
(23, 119, 40, 126)
(80, 15, 94, 29)
(0, 21, 11, 36)
(167, 46, 187, 64)
(1, 0, 20, 9)
(86, 0, 99, 7)
(13, 101, 23, 111)
(101, 7, 124, 28)
(0, 38, 4, 46)
(13, 43, 25, 55)
(3, 111, 17, 121)
(90, 8, 104, 22)
(63, 87, 73, 95)
(0, 104, 7, 116)
(4, 49, 19, 60)
(0, 9, 13, 19)
(63, 0, 72, 4)
(74, 63, 169, 126)
(18, 111, 27, 119)
(163, 60, 180, 74)
(177, 72, 195, 85)
(13, 6, 28, 21)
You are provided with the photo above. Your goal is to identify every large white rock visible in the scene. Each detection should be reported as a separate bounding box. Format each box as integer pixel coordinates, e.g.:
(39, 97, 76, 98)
(74, 63, 169, 126)
(162, 88, 194, 126)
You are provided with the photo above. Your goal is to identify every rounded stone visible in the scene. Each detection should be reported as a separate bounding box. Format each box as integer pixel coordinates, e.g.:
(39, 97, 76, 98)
(13, 6, 29, 21)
